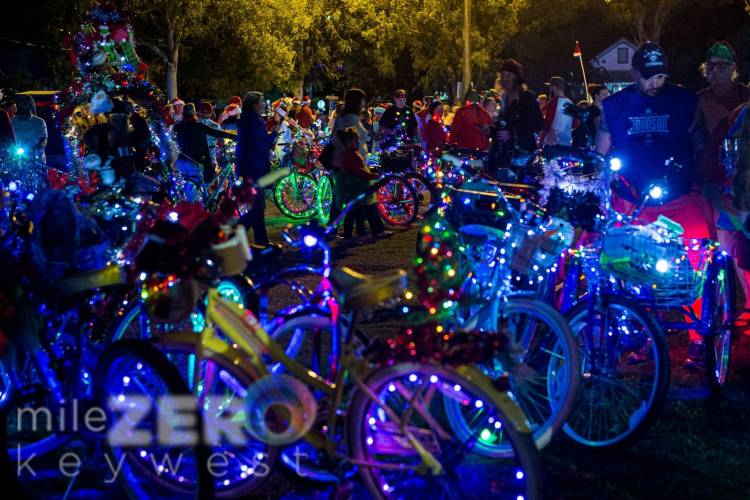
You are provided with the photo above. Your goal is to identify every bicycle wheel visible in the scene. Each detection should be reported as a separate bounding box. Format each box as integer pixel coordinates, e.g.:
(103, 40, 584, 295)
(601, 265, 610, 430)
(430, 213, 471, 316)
(267, 311, 335, 381)
(403, 172, 438, 219)
(273, 173, 317, 219)
(376, 175, 418, 227)
(448, 296, 579, 453)
(3, 357, 73, 462)
(94, 339, 214, 499)
(147, 335, 279, 497)
(348, 362, 541, 500)
(702, 254, 736, 387)
(316, 173, 334, 225)
(563, 295, 669, 449)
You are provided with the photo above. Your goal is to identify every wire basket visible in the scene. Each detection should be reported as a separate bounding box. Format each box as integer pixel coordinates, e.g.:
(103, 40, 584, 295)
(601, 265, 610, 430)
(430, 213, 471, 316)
(509, 219, 573, 277)
(600, 223, 708, 307)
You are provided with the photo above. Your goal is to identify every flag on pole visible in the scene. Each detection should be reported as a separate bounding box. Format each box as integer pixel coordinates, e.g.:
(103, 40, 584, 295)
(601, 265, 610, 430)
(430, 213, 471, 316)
(573, 41, 582, 58)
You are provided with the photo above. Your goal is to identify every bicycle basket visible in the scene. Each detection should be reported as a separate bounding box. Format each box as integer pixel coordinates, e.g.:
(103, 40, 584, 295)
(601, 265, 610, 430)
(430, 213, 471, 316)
(600, 220, 708, 306)
(509, 218, 574, 277)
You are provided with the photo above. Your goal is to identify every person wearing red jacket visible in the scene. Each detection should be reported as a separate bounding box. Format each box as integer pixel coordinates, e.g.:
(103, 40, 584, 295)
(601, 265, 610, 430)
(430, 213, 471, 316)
(422, 100, 447, 153)
(334, 127, 387, 241)
(449, 89, 492, 151)
(296, 96, 316, 129)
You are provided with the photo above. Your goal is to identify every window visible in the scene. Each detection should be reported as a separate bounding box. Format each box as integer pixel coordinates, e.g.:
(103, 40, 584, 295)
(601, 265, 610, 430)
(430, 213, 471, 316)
(617, 47, 629, 64)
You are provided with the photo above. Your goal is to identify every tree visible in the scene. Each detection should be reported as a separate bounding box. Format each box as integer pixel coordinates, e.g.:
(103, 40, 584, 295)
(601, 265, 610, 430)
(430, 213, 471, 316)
(602, 0, 680, 44)
(124, 0, 213, 100)
(349, 0, 526, 99)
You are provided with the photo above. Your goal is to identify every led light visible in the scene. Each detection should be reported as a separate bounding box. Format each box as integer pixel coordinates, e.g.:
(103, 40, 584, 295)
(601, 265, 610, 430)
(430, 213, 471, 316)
(303, 234, 318, 247)
(408, 374, 418, 382)
(649, 185, 663, 200)
(655, 259, 669, 273)
(15, 147, 25, 156)
(609, 157, 622, 171)
(168, 211, 179, 222)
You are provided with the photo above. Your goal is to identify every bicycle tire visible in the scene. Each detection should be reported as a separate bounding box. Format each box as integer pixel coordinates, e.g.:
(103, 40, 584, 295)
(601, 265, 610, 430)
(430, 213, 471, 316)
(403, 172, 439, 219)
(702, 254, 736, 388)
(446, 296, 579, 453)
(376, 174, 419, 227)
(94, 339, 214, 499)
(563, 294, 669, 450)
(145, 335, 280, 498)
(273, 173, 317, 219)
(348, 362, 542, 500)
(2, 357, 74, 461)
(316, 173, 334, 225)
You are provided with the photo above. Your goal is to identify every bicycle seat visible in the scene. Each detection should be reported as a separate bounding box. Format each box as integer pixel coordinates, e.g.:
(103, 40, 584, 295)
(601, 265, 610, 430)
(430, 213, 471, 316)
(330, 267, 407, 310)
(53, 265, 127, 298)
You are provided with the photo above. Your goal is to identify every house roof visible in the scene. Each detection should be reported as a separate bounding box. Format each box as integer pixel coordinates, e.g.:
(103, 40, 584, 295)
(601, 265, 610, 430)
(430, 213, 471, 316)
(590, 38, 638, 66)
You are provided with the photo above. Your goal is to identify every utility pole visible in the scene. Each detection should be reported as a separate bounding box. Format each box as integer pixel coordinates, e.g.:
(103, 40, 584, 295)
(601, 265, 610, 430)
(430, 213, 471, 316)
(461, 0, 471, 102)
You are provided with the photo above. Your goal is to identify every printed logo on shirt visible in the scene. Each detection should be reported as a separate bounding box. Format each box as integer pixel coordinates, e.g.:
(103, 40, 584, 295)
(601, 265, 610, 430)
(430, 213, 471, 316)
(627, 108, 670, 136)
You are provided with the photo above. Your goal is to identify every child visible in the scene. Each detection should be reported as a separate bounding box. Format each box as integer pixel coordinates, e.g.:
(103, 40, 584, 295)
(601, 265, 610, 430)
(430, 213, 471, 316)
(334, 127, 386, 241)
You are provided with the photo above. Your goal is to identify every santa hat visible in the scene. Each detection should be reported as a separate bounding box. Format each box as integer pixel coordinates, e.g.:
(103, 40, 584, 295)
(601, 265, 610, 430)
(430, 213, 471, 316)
(226, 104, 241, 117)
(302, 95, 311, 104)
(228, 95, 242, 107)
(172, 98, 185, 107)
(218, 103, 241, 124)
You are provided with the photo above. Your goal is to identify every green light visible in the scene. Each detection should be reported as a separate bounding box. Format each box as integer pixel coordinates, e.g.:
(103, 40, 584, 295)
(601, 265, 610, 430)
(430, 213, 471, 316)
(479, 428, 496, 443)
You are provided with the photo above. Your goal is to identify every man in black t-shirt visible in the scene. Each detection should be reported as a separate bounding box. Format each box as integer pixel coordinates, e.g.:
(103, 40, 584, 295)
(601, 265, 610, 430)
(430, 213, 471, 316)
(379, 89, 418, 142)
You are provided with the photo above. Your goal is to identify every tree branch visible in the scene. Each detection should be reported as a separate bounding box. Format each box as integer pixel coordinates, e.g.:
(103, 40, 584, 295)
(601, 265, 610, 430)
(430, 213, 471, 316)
(138, 40, 168, 63)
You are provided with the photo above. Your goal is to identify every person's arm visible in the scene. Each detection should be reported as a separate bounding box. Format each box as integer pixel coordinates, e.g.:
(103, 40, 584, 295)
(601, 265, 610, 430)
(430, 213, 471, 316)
(595, 108, 612, 156)
(199, 122, 236, 141)
(345, 152, 378, 180)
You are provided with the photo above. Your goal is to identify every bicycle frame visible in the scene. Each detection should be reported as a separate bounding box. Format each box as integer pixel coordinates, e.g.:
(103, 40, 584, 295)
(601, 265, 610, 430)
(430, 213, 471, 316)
(164, 287, 531, 472)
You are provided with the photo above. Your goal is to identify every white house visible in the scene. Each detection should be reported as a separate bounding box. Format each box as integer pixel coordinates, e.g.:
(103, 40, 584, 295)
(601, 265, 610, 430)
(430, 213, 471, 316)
(590, 38, 638, 92)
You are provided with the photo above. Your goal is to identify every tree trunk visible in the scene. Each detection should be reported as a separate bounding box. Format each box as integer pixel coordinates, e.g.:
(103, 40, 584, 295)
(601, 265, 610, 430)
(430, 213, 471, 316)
(165, 17, 179, 101)
(462, 0, 472, 97)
